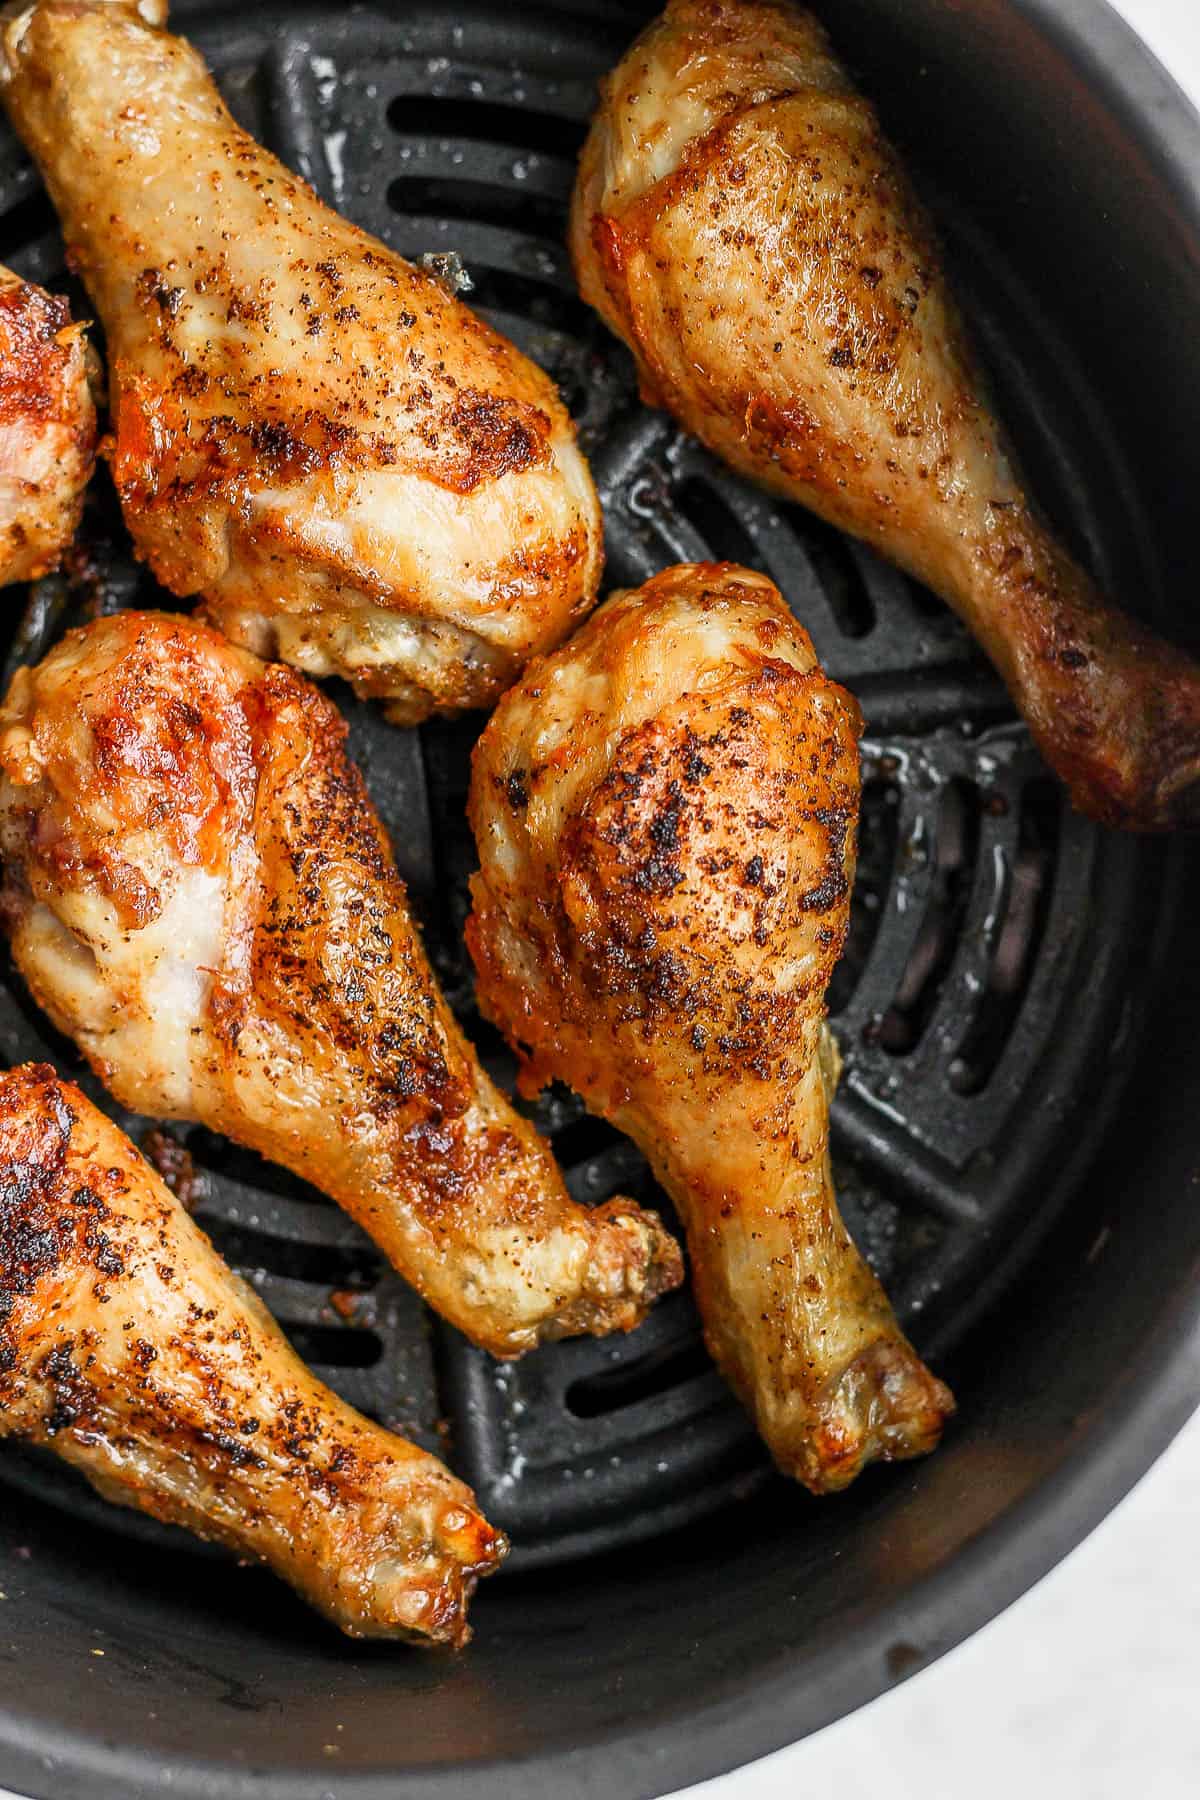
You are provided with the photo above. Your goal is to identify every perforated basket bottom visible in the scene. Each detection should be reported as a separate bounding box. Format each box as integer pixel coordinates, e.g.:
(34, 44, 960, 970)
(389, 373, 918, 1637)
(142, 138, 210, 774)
(0, 0, 1161, 1569)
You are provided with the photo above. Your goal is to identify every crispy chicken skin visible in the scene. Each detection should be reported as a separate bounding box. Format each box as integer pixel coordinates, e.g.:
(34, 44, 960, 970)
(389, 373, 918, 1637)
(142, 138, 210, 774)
(467, 563, 953, 1492)
(0, 1063, 506, 1642)
(0, 613, 682, 1356)
(570, 0, 1200, 831)
(0, 0, 603, 723)
(0, 261, 95, 585)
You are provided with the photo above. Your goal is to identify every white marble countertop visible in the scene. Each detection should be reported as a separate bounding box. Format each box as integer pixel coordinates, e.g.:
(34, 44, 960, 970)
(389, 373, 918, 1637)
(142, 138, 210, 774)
(678, 0, 1200, 1790)
(1, 4, 1197, 1799)
(676, 1415, 1200, 1800)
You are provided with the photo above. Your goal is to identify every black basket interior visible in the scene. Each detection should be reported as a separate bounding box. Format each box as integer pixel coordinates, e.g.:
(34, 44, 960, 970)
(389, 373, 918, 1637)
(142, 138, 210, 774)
(0, 0, 1165, 1575)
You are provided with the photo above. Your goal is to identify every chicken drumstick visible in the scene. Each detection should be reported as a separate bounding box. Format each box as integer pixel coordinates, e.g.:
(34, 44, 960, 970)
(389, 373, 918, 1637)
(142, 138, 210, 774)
(570, 0, 1200, 830)
(467, 562, 953, 1492)
(0, 612, 681, 1357)
(0, 1063, 505, 1643)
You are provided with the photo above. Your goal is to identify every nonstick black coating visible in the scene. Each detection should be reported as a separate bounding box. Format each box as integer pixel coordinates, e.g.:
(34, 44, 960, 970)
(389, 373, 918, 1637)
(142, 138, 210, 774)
(0, 1, 1197, 1796)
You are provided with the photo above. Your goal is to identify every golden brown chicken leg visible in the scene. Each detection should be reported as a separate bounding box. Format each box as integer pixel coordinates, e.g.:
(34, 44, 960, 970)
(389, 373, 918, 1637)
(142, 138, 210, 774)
(0, 261, 95, 584)
(467, 563, 953, 1492)
(570, 0, 1200, 831)
(0, 0, 602, 722)
(0, 1062, 505, 1642)
(0, 612, 681, 1356)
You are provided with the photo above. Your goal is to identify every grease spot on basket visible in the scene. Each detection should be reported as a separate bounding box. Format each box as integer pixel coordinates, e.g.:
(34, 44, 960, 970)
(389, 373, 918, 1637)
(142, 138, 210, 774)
(885, 1640, 926, 1680)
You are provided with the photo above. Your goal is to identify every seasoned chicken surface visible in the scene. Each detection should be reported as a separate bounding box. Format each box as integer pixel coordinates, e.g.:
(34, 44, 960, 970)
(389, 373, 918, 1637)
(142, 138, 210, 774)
(571, 0, 1200, 831)
(0, 261, 95, 585)
(0, 0, 602, 723)
(0, 613, 681, 1356)
(467, 563, 953, 1492)
(0, 1063, 505, 1642)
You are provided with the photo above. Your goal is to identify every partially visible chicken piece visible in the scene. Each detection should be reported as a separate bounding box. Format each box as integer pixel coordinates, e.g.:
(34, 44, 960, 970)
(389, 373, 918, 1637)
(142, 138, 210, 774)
(0, 0, 602, 723)
(0, 612, 680, 1357)
(467, 563, 953, 1493)
(570, 0, 1200, 831)
(0, 261, 95, 584)
(0, 1063, 505, 1643)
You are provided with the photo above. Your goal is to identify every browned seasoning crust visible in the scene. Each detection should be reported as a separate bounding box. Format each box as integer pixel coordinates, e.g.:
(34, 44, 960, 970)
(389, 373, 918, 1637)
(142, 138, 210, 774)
(467, 563, 953, 1492)
(0, 611, 681, 1357)
(570, 0, 1200, 830)
(0, 263, 96, 585)
(0, 1062, 506, 1643)
(0, 0, 602, 721)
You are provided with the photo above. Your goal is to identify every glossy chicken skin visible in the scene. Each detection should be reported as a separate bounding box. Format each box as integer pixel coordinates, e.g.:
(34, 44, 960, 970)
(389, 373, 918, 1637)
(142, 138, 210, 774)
(0, 613, 681, 1356)
(467, 563, 953, 1492)
(0, 0, 602, 723)
(570, 0, 1200, 831)
(0, 262, 95, 584)
(0, 1064, 505, 1642)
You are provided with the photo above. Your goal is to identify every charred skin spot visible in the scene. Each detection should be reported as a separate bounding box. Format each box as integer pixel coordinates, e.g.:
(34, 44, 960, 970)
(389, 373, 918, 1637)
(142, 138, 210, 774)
(135, 268, 185, 318)
(507, 771, 529, 812)
(39, 1340, 89, 1434)
(631, 777, 686, 896)
(796, 804, 853, 913)
(682, 734, 712, 785)
(442, 388, 553, 493)
(0, 1067, 128, 1384)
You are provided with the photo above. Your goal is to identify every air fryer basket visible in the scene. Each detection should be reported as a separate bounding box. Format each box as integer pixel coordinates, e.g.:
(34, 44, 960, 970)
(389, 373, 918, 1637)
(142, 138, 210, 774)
(0, 2, 1197, 1796)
